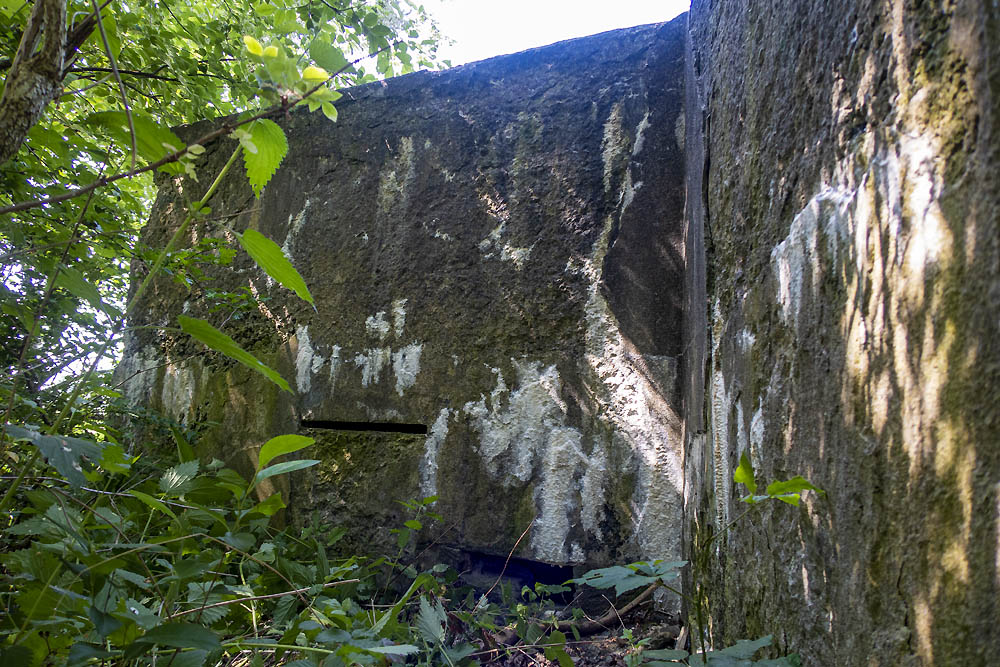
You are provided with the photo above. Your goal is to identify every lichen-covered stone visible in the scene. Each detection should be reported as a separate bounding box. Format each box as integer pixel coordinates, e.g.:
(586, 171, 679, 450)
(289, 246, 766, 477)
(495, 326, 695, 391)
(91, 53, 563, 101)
(119, 19, 688, 574)
(685, 0, 1000, 663)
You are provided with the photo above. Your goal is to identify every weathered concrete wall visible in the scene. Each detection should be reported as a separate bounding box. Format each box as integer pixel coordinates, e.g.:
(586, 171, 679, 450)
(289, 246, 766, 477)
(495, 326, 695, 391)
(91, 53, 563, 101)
(685, 0, 999, 664)
(118, 19, 688, 570)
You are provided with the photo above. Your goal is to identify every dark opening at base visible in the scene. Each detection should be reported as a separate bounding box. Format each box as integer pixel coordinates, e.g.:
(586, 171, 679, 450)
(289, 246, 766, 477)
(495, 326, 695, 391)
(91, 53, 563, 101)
(445, 547, 576, 602)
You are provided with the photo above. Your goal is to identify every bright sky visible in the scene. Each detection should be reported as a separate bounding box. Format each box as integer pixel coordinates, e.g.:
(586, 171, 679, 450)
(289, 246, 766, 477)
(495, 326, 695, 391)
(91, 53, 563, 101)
(422, 0, 690, 66)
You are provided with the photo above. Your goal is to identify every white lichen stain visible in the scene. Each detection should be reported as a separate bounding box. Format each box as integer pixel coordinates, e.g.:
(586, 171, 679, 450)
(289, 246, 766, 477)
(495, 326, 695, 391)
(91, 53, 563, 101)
(462, 362, 598, 564)
(328, 345, 342, 386)
(119, 344, 163, 407)
(771, 188, 853, 326)
(377, 137, 416, 218)
(365, 312, 391, 341)
(353, 348, 392, 387)
(477, 190, 533, 269)
(420, 408, 450, 499)
(282, 198, 311, 259)
(632, 111, 651, 156)
(161, 360, 197, 423)
(392, 343, 422, 396)
(392, 299, 407, 337)
(710, 363, 730, 530)
(749, 404, 765, 470)
(295, 325, 324, 393)
(601, 102, 627, 193)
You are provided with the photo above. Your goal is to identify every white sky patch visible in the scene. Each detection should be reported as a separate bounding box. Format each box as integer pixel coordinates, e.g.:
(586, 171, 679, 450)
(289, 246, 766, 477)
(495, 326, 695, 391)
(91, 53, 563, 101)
(424, 0, 689, 66)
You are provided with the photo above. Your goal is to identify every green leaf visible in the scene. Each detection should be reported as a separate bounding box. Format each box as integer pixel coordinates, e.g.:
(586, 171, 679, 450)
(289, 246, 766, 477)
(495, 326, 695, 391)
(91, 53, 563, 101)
(97, 443, 132, 475)
(238, 229, 314, 305)
(734, 452, 757, 495)
(544, 630, 573, 667)
(241, 119, 288, 197)
(160, 459, 199, 494)
(302, 65, 329, 81)
(128, 489, 177, 519)
(252, 492, 286, 516)
(83, 111, 186, 175)
(254, 459, 320, 483)
(716, 635, 772, 659)
(258, 434, 314, 469)
(571, 565, 655, 596)
(88, 605, 122, 638)
(415, 596, 446, 644)
(4, 425, 104, 487)
(366, 644, 420, 656)
(310, 41, 350, 74)
(178, 315, 291, 392)
(54, 266, 103, 309)
(243, 35, 264, 56)
(164, 650, 209, 667)
(135, 622, 221, 650)
(642, 648, 689, 660)
(404, 519, 422, 530)
(765, 477, 824, 499)
(321, 102, 338, 122)
(171, 426, 197, 463)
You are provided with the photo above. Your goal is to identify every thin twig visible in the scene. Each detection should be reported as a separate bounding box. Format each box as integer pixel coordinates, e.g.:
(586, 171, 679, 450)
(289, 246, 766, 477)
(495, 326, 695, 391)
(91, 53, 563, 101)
(91, 0, 137, 170)
(483, 518, 535, 601)
(0, 41, 398, 218)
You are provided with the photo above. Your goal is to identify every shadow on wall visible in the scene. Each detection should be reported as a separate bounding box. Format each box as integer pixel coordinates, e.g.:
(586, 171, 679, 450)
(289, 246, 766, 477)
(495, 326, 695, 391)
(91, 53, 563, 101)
(689, 0, 999, 663)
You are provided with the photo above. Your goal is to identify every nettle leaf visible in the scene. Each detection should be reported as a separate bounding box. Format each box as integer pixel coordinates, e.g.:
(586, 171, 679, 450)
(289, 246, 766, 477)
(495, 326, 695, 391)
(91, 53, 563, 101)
(238, 229, 314, 305)
(415, 596, 446, 644)
(242, 119, 288, 197)
(4, 425, 104, 487)
(734, 452, 757, 496)
(258, 434, 315, 469)
(83, 111, 186, 175)
(160, 459, 199, 495)
(178, 315, 291, 393)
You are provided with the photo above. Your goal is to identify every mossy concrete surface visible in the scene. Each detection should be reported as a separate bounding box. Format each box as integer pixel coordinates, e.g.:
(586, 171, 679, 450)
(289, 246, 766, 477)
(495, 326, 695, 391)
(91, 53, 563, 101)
(685, 0, 1000, 663)
(118, 19, 689, 574)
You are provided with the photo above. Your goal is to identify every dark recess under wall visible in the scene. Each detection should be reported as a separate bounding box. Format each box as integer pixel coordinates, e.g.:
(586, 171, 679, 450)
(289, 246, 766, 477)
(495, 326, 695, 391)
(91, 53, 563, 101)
(301, 420, 429, 435)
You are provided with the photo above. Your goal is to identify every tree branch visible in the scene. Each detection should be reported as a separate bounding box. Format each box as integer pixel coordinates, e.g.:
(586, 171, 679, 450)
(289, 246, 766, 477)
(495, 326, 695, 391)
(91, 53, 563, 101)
(70, 66, 179, 82)
(0, 0, 68, 165)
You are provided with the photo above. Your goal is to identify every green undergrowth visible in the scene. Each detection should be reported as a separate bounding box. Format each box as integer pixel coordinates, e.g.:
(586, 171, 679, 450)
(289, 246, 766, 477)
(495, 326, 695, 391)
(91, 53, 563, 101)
(0, 423, 811, 666)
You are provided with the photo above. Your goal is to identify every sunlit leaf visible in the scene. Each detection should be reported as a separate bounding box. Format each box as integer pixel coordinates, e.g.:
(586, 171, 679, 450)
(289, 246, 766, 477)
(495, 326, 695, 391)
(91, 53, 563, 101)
(243, 35, 264, 56)
(241, 119, 288, 197)
(83, 111, 186, 175)
(258, 434, 315, 469)
(734, 452, 756, 496)
(178, 315, 291, 393)
(254, 459, 320, 483)
(238, 229, 313, 304)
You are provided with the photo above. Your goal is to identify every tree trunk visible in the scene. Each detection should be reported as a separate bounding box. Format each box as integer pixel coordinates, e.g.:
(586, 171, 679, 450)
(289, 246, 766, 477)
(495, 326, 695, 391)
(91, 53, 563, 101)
(0, 0, 67, 166)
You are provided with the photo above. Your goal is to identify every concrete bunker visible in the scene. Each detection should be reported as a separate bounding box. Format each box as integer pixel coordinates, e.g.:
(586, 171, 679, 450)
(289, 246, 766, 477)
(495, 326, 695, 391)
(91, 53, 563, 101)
(119, 18, 689, 573)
